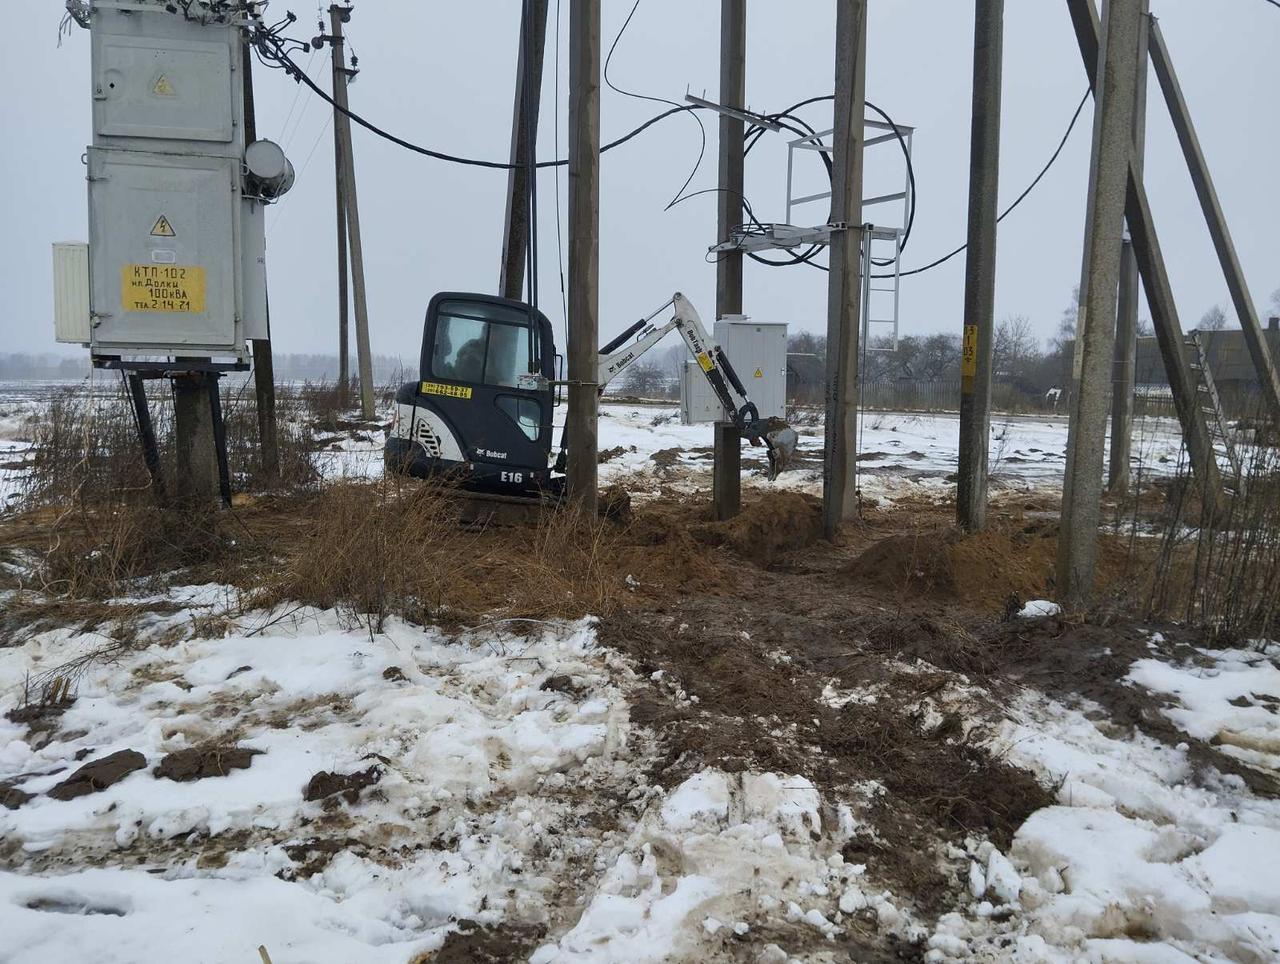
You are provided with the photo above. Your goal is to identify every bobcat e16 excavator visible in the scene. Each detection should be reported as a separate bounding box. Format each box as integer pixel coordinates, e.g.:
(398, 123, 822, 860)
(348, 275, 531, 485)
(384, 291, 799, 499)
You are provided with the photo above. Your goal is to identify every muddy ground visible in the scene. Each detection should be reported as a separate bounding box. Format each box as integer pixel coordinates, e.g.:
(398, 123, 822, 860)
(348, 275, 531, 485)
(3, 472, 1258, 962)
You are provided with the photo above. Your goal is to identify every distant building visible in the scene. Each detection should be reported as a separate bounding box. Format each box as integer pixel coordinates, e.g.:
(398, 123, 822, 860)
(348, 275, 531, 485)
(1135, 317, 1280, 415)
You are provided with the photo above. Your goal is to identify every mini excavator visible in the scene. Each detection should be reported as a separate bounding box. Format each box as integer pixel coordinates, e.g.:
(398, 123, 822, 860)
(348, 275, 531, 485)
(385, 291, 798, 499)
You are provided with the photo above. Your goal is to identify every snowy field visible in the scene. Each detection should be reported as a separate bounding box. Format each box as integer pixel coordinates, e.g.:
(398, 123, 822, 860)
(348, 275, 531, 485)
(0, 378, 1190, 508)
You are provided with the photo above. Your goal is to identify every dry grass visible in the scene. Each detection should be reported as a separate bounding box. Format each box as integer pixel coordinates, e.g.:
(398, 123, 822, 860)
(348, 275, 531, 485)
(249, 476, 622, 632)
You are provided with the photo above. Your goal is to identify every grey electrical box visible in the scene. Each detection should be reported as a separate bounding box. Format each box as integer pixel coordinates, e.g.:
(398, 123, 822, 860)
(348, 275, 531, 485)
(680, 318, 789, 424)
(87, 147, 241, 353)
(93, 34, 237, 145)
(72, 0, 274, 365)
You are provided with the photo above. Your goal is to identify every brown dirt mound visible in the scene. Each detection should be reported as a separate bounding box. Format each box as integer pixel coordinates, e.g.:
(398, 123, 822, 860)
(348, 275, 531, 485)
(47, 749, 146, 801)
(847, 524, 1055, 612)
(304, 763, 383, 805)
(696, 491, 824, 566)
(154, 745, 260, 782)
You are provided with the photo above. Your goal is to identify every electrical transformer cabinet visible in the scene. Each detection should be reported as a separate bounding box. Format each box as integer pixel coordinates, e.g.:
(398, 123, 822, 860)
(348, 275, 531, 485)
(84, 0, 259, 362)
(680, 319, 789, 425)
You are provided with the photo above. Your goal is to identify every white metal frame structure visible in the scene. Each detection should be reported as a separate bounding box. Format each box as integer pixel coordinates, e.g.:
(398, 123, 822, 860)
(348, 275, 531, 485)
(708, 116, 915, 352)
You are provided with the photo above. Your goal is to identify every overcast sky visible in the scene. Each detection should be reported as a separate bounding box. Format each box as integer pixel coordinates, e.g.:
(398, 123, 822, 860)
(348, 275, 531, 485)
(3, 1, 1279, 362)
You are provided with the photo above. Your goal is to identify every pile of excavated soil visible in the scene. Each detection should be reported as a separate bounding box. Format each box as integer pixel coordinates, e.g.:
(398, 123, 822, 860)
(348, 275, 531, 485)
(847, 516, 1144, 614)
(694, 491, 824, 566)
(847, 524, 1056, 613)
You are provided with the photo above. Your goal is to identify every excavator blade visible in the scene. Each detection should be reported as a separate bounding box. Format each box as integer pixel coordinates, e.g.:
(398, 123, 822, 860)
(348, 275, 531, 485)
(761, 418, 799, 481)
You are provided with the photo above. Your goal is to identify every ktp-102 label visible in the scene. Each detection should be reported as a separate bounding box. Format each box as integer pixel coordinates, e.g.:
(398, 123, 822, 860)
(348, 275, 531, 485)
(121, 264, 206, 313)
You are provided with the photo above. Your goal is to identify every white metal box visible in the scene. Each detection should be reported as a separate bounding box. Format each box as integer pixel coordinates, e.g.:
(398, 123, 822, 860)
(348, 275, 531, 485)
(52, 242, 91, 345)
(680, 318, 789, 424)
(90, 2, 242, 155)
(87, 147, 243, 355)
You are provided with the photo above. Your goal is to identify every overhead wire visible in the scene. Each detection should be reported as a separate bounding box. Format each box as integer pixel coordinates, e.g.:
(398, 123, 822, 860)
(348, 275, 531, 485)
(552, 0, 567, 332)
(603, 0, 707, 209)
(253, 27, 707, 170)
(797, 87, 1091, 279)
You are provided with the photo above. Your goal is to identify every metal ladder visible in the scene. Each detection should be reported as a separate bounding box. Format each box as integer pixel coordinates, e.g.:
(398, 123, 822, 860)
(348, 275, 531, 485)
(1185, 330, 1242, 492)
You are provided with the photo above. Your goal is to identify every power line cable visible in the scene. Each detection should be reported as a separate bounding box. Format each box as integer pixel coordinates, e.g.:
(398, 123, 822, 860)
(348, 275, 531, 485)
(603, 0, 706, 209)
(253, 29, 706, 169)
(553, 0, 568, 331)
(800, 87, 1091, 279)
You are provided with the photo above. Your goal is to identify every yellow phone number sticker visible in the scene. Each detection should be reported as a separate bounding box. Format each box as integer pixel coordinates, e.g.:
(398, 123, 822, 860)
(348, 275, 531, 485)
(420, 381, 473, 400)
(122, 264, 206, 313)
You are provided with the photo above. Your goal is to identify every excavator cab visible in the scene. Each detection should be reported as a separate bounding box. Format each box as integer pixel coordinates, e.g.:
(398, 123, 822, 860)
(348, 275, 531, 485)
(385, 292, 558, 496)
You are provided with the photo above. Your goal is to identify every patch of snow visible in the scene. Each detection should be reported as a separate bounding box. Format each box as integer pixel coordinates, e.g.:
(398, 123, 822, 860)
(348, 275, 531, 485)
(1017, 600, 1061, 618)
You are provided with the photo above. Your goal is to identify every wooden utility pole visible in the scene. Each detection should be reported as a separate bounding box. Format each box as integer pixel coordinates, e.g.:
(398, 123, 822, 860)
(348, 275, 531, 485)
(1065, 0, 1222, 500)
(566, 0, 600, 514)
(329, 4, 375, 420)
(242, 46, 279, 479)
(1058, 0, 1144, 606)
(822, 0, 869, 541)
(1148, 19, 1280, 424)
(500, 0, 550, 302)
(956, 0, 1005, 533)
(713, 0, 746, 521)
(330, 23, 350, 404)
(1107, 0, 1149, 494)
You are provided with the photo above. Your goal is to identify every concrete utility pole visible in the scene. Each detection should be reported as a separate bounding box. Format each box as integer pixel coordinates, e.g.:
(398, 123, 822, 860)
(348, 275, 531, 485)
(714, 0, 746, 521)
(329, 4, 375, 420)
(173, 373, 220, 511)
(243, 46, 279, 480)
(499, 0, 550, 302)
(822, 0, 869, 541)
(1065, 0, 1222, 501)
(1107, 0, 1149, 494)
(330, 24, 350, 404)
(1148, 19, 1280, 424)
(566, 0, 600, 514)
(1058, 0, 1144, 607)
(956, 0, 1005, 533)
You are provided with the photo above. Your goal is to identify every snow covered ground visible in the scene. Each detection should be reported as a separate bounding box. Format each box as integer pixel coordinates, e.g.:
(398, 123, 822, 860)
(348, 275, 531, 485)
(2, 581, 1277, 961)
(4, 380, 1276, 962)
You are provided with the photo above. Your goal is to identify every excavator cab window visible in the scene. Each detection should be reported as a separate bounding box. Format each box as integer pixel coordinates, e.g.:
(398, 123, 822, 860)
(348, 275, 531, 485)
(418, 292, 557, 460)
(427, 298, 544, 388)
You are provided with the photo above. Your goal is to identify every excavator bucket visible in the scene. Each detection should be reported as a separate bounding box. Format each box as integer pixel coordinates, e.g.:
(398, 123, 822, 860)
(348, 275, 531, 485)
(759, 418, 799, 481)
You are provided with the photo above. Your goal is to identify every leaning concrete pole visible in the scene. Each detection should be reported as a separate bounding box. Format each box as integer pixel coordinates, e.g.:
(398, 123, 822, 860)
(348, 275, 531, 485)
(956, 0, 1005, 533)
(1058, 0, 1144, 607)
(499, 0, 550, 302)
(330, 5, 375, 420)
(1148, 19, 1280, 425)
(713, 0, 746, 521)
(1107, 0, 1149, 494)
(1065, 0, 1222, 501)
(566, 0, 600, 514)
(822, 0, 868, 541)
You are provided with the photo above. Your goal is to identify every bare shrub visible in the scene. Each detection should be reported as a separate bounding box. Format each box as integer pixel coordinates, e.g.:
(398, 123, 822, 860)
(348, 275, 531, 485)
(253, 476, 618, 631)
(1139, 427, 1280, 646)
(19, 378, 321, 510)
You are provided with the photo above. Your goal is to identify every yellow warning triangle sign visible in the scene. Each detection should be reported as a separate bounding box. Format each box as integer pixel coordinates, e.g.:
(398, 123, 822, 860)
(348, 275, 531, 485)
(153, 74, 176, 97)
(150, 215, 176, 238)
(753, 367, 764, 378)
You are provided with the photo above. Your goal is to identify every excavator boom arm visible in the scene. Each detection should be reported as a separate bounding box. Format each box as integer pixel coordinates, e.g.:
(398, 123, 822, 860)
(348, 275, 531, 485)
(595, 292, 799, 478)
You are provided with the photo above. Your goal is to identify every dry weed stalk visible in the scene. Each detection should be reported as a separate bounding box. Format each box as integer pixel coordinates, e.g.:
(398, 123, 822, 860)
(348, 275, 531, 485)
(1138, 421, 1280, 646)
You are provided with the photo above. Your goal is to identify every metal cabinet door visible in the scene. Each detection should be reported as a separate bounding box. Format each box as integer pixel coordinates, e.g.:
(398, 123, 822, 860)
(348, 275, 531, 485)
(88, 148, 241, 354)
